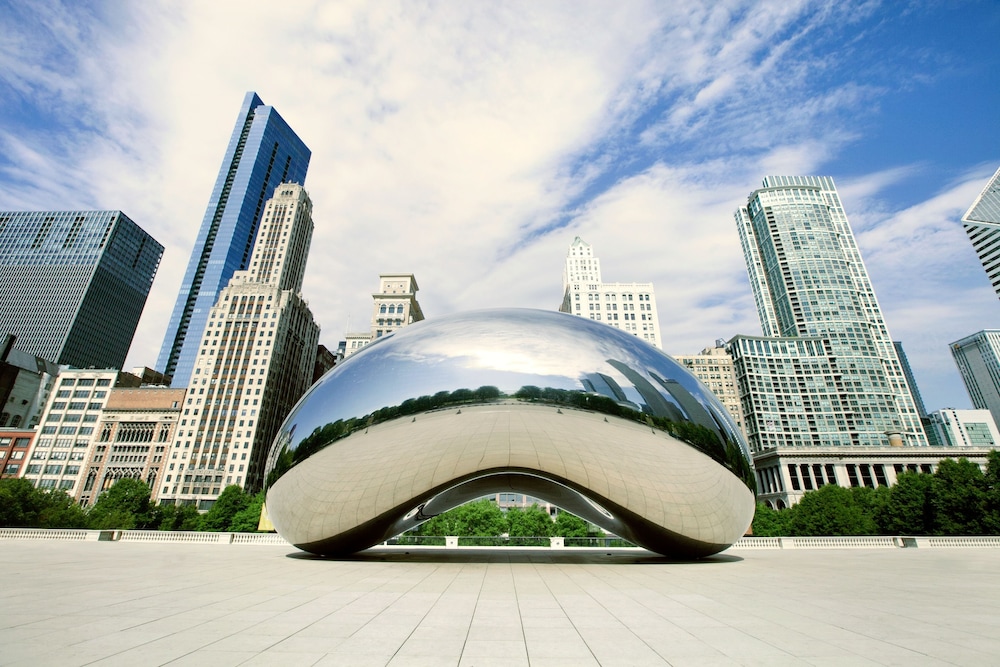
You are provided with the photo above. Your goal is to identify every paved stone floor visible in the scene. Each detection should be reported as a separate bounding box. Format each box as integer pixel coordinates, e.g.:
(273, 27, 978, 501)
(1, 542, 999, 666)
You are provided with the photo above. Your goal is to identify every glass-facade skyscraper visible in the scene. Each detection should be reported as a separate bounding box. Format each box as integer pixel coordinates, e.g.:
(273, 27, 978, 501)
(962, 166, 1000, 298)
(157, 92, 311, 387)
(0, 210, 163, 369)
(730, 176, 926, 451)
(951, 330, 1000, 432)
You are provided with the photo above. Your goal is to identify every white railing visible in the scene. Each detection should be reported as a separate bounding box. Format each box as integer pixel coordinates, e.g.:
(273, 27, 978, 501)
(2, 530, 1000, 550)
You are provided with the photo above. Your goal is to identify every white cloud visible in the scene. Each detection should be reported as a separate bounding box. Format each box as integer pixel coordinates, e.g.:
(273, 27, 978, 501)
(0, 0, 995, 418)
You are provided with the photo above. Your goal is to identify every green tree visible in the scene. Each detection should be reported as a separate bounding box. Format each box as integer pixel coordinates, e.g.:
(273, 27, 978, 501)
(228, 492, 265, 532)
(553, 511, 589, 538)
(506, 504, 554, 537)
(158, 503, 203, 531)
(750, 502, 791, 537)
(0, 478, 87, 528)
(87, 478, 160, 530)
(201, 485, 251, 532)
(420, 499, 506, 536)
(878, 472, 935, 535)
(984, 450, 1000, 534)
(787, 484, 876, 536)
(932, 458, 986, 535)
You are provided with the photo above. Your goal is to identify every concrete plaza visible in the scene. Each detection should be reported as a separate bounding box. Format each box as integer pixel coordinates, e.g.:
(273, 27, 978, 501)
(1, 541, 999, 666)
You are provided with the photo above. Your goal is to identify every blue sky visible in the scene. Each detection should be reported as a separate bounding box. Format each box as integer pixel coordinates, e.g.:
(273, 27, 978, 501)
(1, 0, 998, 413)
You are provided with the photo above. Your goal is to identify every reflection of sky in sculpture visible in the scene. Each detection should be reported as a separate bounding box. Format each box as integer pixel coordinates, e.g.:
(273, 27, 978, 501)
(271, 309, 751, 476)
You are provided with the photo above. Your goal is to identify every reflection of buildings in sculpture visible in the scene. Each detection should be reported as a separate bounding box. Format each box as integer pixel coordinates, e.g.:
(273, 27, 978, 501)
(265, 309, 755, 558)
(157, 92, 311, 388)
(558, 237, 662, 348)
(0, 428, 35, 479)
(581, 372, 628, 403)
(962, 166, 1000, 298)
(951, 330, 1000, 432)
(343, 274, 425, 358)
(674, 344, 747, 438)
(734, 176, 926, 449)
(605, 359, 684, 422)
(159, 184, 319, 509)
(77, 387, 185, 506)
(1, 335, 60, 429)
(0, 210, 163, 370)
(20, 369, 141, 496)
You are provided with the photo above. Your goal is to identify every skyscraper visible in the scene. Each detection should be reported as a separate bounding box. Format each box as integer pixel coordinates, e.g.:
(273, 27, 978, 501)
(160, 184, 319, 507)
(962, 166, 1000, 298)
(0, 210, 163, 369)
(157, 92, 311, 387)
(558, 237, 662, 348)
(951, 329, 1000, 431)
(731, 176, 926, 450)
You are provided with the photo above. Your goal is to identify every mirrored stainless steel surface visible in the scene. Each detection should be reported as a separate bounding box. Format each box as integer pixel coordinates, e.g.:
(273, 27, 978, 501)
(265, 308, 756, 557)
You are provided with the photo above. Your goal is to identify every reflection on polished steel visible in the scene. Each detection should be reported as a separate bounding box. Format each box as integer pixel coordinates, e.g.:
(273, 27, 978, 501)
(265, 309, 756, 558)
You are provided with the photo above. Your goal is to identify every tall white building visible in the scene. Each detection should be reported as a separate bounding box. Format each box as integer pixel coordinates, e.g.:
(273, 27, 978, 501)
(962, 166, 1000, 298)
(159, 184, 319, 508)
(732, 176, 926, 450)
(951, 330, 1000, 431)
(343, 274, 424, 357)
(558, 237, 662, 348)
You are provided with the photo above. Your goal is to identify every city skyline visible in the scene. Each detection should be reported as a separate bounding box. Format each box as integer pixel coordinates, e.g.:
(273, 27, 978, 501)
(1, 3, 998, 412)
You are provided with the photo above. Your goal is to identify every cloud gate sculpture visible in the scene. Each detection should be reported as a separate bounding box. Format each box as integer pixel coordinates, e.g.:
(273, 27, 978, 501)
(265, 309, 755, 558)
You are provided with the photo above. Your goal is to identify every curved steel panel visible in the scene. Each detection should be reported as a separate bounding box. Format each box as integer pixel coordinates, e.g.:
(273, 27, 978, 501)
(265, 308, 755, 557)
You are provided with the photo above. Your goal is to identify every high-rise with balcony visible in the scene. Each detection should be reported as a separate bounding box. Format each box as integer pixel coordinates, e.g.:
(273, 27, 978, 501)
(157, 92, 310, 387)
(730, 176, 926, 451)
(0, 210, 163, 369)
(962, 166, 1000, 298)
(159, 184, 319, 508)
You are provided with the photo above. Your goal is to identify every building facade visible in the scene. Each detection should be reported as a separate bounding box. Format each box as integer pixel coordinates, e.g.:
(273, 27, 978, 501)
(951, 329, 1000, 429)
(77, 387, 185, 506)
(19, 369, 141, 495)
(343, 274, 425, 357)
(754, 446, 999, 509)
(0, 428, 34, 479)
(157, 92, 311, 387)
(733, 176, 926, 451)
(558, 237, 662, 348)
(894, 340, 928, 417)
(923, 408, 999, 449)
(674, 344, 747, 438)
(0, 210, 162, 369)
(962, 166, 1000, 298)
(159, 184, 319, 508)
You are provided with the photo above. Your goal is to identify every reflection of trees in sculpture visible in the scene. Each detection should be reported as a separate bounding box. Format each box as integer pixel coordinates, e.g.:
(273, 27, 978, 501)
(266, 382, 754, 492)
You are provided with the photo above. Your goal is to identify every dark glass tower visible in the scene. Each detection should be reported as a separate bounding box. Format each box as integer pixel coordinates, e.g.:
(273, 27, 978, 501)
(0, 210, 163, 369)
(157, 92, 310, 387)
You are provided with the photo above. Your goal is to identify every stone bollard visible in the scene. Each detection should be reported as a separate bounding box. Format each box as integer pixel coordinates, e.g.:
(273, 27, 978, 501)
(445, 536, 458, 548)
(550, 536, 564, 548)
